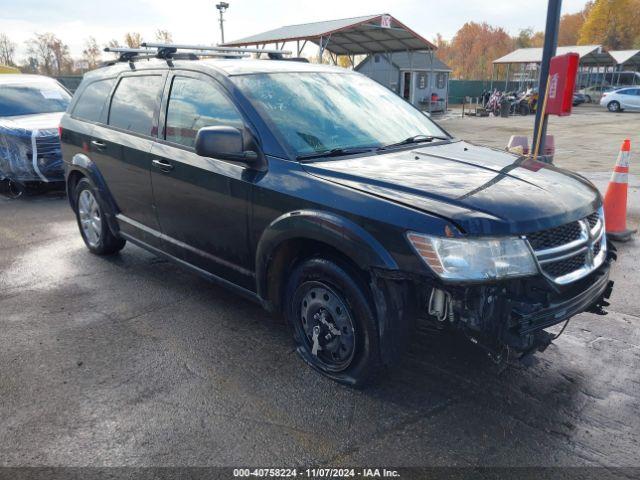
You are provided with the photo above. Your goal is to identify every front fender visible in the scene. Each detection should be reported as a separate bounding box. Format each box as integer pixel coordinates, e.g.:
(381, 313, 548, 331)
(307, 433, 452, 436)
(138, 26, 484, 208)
(256, 209, 399, 299)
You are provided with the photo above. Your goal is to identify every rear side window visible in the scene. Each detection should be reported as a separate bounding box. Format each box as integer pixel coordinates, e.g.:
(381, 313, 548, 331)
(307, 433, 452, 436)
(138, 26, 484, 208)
(165, 76, 244, 148)
(72, 78, 115, 122)
(109, 75, 163, 136)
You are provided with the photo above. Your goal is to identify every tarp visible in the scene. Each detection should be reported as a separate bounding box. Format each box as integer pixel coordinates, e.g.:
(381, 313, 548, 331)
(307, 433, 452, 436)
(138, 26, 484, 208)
(0, 112, 64, 183)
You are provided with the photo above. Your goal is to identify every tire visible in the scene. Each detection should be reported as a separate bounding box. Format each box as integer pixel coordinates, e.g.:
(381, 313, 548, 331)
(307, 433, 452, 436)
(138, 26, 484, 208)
(74, 177, 125, 255)
(585, 95, 592, 103)
(519, 103, 530, 116)
(607, 101, 621, 112)
(284, 257, 381, 386)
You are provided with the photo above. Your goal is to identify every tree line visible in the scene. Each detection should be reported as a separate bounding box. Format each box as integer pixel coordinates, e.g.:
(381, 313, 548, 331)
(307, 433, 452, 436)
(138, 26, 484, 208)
(0, 30, 173, 75)
(436, 0, 640, 79)
(1, 0, 638, 79)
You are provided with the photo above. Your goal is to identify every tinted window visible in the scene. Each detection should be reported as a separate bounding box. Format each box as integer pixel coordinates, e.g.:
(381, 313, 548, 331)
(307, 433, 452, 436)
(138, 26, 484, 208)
(0, 81, 71, 117)
(165, 76, 243, 148)
(619, 89, 634, 95)
(109, 75, 163, 136)
(72, 78, 115, 122)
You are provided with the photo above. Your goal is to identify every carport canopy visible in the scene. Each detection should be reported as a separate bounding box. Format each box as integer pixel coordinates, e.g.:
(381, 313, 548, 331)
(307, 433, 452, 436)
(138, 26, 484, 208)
(222, 14, 436, 58)
(493, 45, 615, 66)
(609, 50, 640, 67)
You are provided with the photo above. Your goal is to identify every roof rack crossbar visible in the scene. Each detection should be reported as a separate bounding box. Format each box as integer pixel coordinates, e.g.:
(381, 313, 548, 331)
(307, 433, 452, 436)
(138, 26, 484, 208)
(104, 47, 157, 61)
(141, 42, 291, 56)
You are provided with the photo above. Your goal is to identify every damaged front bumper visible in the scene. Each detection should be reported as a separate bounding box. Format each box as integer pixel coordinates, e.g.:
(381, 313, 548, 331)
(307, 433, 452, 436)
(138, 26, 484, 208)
(373, 243, 616, 364)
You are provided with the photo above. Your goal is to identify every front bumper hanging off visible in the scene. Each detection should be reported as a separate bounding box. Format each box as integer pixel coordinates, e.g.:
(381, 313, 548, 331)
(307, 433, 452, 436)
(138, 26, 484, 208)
(373, 244, 616, 363)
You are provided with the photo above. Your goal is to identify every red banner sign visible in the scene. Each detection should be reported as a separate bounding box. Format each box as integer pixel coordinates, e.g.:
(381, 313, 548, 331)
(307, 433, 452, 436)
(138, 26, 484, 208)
(546, 52, 579, 116)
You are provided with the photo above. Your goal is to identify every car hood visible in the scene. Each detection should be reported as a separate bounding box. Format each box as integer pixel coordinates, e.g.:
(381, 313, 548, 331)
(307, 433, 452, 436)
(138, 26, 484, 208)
(0, 112, 64, 134)
(302, 141, 601, 235)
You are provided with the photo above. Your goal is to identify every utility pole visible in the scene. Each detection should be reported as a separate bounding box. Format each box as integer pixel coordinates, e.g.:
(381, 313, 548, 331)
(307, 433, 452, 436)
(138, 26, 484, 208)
(216, 2, 229, 45)
(533, 0, 562, 158)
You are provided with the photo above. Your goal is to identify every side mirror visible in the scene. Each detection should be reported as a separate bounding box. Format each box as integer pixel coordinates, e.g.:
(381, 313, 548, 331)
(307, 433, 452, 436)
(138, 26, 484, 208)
(195, 126, 258, 164)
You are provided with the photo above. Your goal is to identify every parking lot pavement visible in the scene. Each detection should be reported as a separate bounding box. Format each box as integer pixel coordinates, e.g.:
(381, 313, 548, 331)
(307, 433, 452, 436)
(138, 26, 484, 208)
(1, 193, 639, 468)
(442, 105, 640, 225)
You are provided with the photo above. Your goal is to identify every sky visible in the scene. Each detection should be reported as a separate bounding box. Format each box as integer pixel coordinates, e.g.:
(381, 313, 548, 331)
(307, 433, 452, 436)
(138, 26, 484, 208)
(0, 0, 588, 63)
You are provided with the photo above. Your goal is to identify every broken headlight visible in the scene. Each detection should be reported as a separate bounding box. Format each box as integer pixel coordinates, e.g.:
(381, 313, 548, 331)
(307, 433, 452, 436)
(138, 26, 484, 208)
(406, 232, 538, 281)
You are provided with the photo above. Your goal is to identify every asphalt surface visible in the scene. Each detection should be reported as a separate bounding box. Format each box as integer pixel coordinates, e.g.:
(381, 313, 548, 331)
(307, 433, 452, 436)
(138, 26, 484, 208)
(1, 188, 639, 470)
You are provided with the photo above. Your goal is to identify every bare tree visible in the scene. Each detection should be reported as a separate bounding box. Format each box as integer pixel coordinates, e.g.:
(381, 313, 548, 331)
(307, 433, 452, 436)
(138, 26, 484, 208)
(26, 33, 55, 75)
(155, 29, 173, 43)
(0, 33, 16, 66)
(124, 32, 143, 48)
(82, 36, 102, 69)
(48, 35, 72, 74)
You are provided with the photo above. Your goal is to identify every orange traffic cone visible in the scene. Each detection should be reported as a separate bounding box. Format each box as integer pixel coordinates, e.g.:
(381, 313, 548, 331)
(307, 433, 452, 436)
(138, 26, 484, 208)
(603, 139, 636, 242)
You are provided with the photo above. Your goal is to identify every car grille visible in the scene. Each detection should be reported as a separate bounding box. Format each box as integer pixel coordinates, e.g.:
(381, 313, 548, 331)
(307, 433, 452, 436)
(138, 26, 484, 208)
(527, 222, 582, 250)
(525, 208, 606, 285)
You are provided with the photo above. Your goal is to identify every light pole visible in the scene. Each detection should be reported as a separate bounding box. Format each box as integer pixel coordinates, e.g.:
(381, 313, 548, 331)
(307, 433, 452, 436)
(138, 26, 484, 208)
(216, 2, 229, 44)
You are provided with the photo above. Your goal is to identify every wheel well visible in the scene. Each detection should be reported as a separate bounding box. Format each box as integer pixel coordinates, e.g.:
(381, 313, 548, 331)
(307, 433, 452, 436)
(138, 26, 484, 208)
(265, 238, 371, 314)
(66, 170, 85, 209)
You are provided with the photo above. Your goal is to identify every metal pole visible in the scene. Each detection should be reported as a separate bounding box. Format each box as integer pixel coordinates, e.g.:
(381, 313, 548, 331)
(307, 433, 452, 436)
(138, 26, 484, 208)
(429, 49, 434, 114)
(533, 0, 562, 158)
(504, 64, 510, 90)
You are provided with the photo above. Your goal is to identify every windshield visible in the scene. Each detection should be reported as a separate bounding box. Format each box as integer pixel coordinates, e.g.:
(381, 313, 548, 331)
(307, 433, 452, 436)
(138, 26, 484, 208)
(0, 81, 71, 117)
(232, 72, 448, 157)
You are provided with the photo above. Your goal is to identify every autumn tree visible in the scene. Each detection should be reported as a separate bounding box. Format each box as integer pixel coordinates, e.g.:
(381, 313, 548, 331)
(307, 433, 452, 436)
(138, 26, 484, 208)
(124, 32, 143, 48)
(558, 11, 586, 45)
(439, 22, 514, 79)
(0, 33, 16, 66)
(578, 0, 640, 49)
(155, 29, 173, 43)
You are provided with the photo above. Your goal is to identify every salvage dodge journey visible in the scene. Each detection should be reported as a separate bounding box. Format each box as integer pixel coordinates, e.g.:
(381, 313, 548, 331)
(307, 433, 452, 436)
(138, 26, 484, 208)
(60, 46, 615, 385)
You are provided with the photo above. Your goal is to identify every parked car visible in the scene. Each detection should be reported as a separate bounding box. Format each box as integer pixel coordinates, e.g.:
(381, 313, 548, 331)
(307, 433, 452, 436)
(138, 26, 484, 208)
(600, 87, 640, 112)
(579, 85, 614, 103)
(0, 74, 71, 193)
(60, 52, 614, 385)
(572, 92, 586, 106)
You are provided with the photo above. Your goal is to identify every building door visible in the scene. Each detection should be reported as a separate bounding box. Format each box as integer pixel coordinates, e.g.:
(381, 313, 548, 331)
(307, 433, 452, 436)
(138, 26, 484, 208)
(402, 72, 412, 102)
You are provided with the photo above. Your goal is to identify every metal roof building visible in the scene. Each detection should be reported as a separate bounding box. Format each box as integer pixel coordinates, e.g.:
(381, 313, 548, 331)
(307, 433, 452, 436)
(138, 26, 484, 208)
(223, 14, 436, 65)
(610, 50, 640, 68)
(491, 45, 619, 91)
(493, 45, 614, 66)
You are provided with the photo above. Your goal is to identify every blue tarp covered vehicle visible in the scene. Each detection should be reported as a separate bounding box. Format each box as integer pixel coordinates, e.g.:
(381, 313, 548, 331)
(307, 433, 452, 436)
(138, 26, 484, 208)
(0, 75, 71, 186)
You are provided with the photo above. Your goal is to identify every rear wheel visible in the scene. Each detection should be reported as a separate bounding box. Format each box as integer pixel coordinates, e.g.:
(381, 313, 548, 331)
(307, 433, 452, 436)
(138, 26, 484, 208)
(607, 100, 621, 112)
(284, 257, 381, 386)
(74, 178, 125, 255)
(585, 94, 592, 103)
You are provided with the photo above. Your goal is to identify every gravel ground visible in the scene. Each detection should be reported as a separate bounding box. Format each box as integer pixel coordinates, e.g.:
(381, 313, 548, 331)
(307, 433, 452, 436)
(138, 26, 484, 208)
(1, 109, 639, 471)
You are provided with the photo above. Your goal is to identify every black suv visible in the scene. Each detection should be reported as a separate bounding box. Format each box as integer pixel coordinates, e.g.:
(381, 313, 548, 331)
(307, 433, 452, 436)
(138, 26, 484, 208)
(60, 53, 614, 385)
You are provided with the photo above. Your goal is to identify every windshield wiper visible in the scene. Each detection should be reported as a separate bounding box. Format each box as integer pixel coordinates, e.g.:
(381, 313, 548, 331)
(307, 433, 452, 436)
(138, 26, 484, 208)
(297, 146, 376, 161)
(377, 134, 449, 151)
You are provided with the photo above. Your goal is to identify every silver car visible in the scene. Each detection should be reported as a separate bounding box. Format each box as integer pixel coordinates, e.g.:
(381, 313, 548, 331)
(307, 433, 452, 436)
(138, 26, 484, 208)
(600, 87, 640, 112)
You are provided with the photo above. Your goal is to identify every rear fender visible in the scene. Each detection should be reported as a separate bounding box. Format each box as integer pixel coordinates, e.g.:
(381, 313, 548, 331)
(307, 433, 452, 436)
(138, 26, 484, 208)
(66, 153, 120, 235)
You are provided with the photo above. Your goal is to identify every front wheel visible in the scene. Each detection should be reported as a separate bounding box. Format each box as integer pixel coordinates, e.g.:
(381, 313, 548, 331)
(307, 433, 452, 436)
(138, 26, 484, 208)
(74, 177, 125, 255)
(607, 101, 621, 112)
(284, 257, 381, 386)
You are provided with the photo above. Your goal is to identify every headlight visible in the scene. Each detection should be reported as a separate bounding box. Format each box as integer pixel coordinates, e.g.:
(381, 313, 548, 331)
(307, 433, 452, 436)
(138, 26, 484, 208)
(407, 232, 538, 281)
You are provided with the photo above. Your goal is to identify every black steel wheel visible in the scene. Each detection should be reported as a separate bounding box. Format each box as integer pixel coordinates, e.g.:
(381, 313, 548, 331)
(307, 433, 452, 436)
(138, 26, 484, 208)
(285, 257, 381, 386)
(296, 281, 356, 371)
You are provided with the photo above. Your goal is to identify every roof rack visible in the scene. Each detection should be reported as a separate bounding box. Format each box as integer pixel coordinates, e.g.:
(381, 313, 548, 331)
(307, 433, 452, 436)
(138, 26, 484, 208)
(103, 43, 292, 64)
(141, 42, 292, 57)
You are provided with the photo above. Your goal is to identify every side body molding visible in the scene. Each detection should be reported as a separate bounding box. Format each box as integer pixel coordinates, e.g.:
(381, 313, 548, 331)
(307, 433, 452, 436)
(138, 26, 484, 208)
(255, 209, 399, 301)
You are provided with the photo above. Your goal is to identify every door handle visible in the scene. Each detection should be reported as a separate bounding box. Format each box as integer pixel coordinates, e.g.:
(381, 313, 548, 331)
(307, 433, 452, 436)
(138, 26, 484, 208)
(91, 140, 107, 150)
(152, 159, 174, 172)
